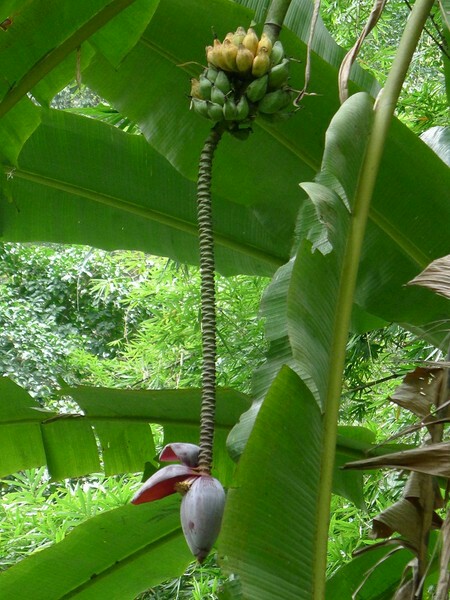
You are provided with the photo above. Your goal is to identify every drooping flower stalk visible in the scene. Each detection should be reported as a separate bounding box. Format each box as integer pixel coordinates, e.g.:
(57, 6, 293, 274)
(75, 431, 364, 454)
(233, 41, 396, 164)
(196, 123, 225, 474)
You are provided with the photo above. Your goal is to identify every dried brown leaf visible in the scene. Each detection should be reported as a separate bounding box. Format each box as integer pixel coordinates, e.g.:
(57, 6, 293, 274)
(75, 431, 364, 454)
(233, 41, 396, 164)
(404, 470, 444, 509)
(408, 255, 450, 300)
(371, 498, 422, 549)
(338, 0, 387, 102)
(389, 367, 444, 418)
(343, 442, 450, 477)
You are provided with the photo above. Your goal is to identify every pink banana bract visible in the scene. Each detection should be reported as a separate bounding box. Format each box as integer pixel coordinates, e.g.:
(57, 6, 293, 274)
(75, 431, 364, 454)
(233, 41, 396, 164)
(131, 443, 225, 562)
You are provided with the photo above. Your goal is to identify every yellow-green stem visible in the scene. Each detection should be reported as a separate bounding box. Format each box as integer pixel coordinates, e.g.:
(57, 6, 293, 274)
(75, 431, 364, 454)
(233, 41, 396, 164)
(313, 0, 436, 596)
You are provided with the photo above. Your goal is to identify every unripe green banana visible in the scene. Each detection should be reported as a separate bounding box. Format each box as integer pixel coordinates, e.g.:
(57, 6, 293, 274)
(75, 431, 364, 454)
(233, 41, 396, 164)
(210, 85, 226, 106)
(270, 40, 285, 66)
(207, 101, 225, 122)
(257, 88, 293, 114)
(214, 70, 231, 95)
(235, 95, 250, 121)
(205, 66, 219, 83)
(223, 97, 238, 121)
(191, 98, 210, 119)
(245, 73, 268, 102)
(199, 74, 212, 100)
(268, 58, 290, 90)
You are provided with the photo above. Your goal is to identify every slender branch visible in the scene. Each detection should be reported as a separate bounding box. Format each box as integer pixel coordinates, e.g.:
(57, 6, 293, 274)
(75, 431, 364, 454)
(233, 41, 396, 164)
(197, 123, 225, 473)
(313, 0, 436, 596)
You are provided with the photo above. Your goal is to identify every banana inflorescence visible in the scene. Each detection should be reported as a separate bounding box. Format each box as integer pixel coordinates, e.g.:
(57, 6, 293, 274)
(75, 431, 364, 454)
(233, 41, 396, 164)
(190, 27, 296, 132)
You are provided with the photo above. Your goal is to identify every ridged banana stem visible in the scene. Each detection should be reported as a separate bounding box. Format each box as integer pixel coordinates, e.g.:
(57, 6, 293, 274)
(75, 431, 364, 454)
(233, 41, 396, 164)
(197, 124, 224, 474)
(263, 0, 293, 45)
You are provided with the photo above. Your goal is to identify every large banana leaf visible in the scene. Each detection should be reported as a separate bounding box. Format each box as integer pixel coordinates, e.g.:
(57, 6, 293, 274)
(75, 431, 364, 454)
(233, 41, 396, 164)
(219, 93, 440, 599)
(219, 366, 323, 600)
(1, 0, 449, 343)
(0, 377, 250, 485)
(0, 496, 191, 599)
(1, 109, 282, 277)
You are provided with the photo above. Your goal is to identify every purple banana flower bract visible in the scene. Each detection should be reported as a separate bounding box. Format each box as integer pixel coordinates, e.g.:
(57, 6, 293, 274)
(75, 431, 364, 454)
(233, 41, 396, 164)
(131, 442, 225, 562)
(180, 475, 226, 563)
(131, 464, 197, 504)
(160, 442, 200, 467)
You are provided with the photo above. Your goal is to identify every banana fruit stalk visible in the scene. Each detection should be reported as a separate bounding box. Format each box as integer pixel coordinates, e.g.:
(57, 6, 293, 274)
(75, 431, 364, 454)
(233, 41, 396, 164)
(190, 26, 296, 130)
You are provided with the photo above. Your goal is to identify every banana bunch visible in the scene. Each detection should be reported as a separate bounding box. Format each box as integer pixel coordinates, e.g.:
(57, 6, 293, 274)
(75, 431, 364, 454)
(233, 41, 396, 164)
(190, 27, 295, 130)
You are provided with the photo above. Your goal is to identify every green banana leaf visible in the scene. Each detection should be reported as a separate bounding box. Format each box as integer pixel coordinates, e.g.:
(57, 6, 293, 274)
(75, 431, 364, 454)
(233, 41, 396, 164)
(219, 93, 428, 599)
(1, 0, 449, 344)
(0, 496, 191, 599)
(219, 365, 323, 600)
(1, 108, 281, 277)
(0, 377, 250, 485)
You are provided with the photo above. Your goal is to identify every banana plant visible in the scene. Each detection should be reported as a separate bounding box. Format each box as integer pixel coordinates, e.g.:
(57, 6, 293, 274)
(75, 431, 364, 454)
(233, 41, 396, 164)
(0, 0, 449, 598)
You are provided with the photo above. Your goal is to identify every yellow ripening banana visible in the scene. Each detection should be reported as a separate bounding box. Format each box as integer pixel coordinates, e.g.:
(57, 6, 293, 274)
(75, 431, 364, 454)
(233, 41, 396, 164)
(242, 27, 258, 56)
(236, 43, 254, 74)
(206, 45, 215, 66)
(252, 47, 271, 77)
(257, 32, 273, 55)
(245, 74, 268, 102)
(233, 26, 246, 47)
(222, 39, 238, 71)
(211, 38, 227, 70)
(257, 88, 293, 114)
